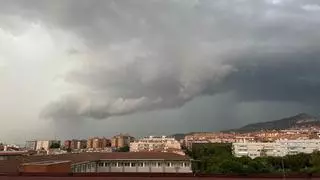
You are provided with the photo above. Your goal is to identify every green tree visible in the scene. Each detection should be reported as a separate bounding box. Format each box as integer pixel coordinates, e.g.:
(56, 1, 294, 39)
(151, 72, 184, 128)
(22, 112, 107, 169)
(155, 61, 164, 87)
(50, 143, 61, 149)
(309, 151, 320, 173)
(284, 153, 310, 172)
(117, 145, 129, 152)
(219, 159, 244, 174)
(247, 158, 271, 173)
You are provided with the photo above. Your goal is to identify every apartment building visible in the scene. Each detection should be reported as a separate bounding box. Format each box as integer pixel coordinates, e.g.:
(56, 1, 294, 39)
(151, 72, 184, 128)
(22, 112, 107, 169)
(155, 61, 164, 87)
(233, 139, 320, 158)
(111, 134, 134, 148)
(36, 140, 61, 151)
(87, 137, 111, 150)
(77, 140, 87, 149)
(25, 140, 37, 151)
(64, 140, 71, 149)
(130, 136, 181, 152)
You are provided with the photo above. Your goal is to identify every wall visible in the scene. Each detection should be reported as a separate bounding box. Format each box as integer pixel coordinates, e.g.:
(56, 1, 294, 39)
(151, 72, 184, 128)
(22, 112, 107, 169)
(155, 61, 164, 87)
(21, 162, 71, 173)
(80, 160, 192, 173)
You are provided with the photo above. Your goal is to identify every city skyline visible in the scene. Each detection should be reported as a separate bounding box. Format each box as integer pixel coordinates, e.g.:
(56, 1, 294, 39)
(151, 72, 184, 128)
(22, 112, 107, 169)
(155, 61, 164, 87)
(1, 0, 320, 143)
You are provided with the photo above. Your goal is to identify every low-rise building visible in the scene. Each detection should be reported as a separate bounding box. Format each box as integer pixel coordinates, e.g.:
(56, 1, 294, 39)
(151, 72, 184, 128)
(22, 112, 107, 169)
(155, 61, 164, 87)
(36, 140, 61, 151)
(21, 161, 72, 173)
(0, 151, 28, 161)
(0, 152, 192, 174)
(130, 136, 181, 153)
(64, 140, 71, 149)
(25, 141, 37, 151)
(72, 152, 191, 173)
(233, 139, 320, 158)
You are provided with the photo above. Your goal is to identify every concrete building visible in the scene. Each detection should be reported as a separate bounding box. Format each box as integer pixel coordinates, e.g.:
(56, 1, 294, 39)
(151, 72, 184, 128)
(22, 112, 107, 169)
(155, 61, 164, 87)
(70, 140, 78, 149)
(0, 151, 27, 160)
(111, 134, 134, 148)
(0, 152, 192, 174)
(36, 140, 61, 151)
(21, 161, 71, 173)
(130, 136, 181, 152)
(92, 138, 103, 149)
(87, 138, 94, 149)
(102, 138, 111, 148)
(64, 139, 87, 150)
(64, 140, 71, 149)
(71, 152, 191, 173)
(233, 142, 280, 158)
(87, 137, 110, 150)
(233, 139, 320, 158)
(25, 141, 37, 151)
(77, 140, 87, 149)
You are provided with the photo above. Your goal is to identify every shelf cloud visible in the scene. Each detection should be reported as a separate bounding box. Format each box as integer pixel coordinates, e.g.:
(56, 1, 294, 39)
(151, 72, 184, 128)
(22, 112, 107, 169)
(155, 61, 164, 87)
(1, 0, 320, 122)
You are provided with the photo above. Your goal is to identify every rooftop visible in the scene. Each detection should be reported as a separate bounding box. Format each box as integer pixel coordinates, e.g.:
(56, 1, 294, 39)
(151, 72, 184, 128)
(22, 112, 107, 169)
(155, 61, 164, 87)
(0, 152, 190, 173)
(0, 151, 27, 156)
(22, 160, 71, 166)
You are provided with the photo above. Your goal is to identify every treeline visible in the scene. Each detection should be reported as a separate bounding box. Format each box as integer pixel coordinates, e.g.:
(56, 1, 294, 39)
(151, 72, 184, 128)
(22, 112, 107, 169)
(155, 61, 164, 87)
(185, 143, 320, 174)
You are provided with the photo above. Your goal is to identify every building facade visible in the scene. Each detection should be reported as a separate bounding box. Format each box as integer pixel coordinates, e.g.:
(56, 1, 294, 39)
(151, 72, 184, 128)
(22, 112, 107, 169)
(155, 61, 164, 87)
(87, 138, 93, 149)
(130, 136, 181, 152)
(77, 140, 87, 149)
(71, 152, 191, 173)
(36, 140, 61, 151)
(64, 140, 71, 149)
(111, 134, 134, 148)
(25, 141, 37, 151)
(87, 137, 111, 150)
(233, 139, 320, 158)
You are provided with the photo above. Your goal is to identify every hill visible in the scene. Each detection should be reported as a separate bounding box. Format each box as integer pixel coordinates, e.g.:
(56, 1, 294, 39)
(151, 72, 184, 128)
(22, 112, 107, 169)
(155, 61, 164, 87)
(231, 113, 320, 132)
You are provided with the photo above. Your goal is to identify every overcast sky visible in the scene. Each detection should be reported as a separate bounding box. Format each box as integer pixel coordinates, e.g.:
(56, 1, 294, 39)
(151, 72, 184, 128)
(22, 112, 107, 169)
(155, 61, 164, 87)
(1, 0, 320, 144)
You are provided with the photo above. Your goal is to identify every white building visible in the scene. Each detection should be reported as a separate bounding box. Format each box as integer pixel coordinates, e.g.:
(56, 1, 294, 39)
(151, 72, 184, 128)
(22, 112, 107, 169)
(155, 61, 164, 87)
(233, 139, 320, 159)
(130, 136, 181, 153)
(36, 140, 61, 151)
(72, 152, 192, 173)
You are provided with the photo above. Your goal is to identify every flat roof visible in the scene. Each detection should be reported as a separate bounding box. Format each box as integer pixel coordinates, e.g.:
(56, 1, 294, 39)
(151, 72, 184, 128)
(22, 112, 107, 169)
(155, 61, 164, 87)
(0, 151, 27, 156)
(22, 160, 71, 166)
(0, 152, 190, 173)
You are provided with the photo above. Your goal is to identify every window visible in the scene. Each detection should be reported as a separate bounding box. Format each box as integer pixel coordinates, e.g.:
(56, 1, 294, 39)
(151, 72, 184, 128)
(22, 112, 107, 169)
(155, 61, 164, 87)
(118, 162, 123, 167)
(124, 162, 130, 167)
(138, 162, 144, 167)
(104, 162, 110, 167)
(184, 162, 190, 167)
(99, 162, 104, 167)
(167, 162, 171, 167)
(87, 164, 91, 169)
(157, 162, 162, 167)
(131, 162, 136, 167)
(111, 162, 117, 167)
(151, 162, 157, 167)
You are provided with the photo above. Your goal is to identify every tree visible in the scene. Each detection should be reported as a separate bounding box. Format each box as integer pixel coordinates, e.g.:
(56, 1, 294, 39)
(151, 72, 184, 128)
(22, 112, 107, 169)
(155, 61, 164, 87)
(247, 158, 271, 173)
(219, 159, 244, 174)
(117, 145, 129, 152)
(50, 142, 61, 149)
(284, 153, 310, 172)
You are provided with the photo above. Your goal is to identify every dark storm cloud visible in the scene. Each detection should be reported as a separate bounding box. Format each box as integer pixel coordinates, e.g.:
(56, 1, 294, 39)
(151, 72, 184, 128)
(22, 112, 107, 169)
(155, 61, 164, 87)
(221, 51, 320, 104)
(1, 0, 320, 121)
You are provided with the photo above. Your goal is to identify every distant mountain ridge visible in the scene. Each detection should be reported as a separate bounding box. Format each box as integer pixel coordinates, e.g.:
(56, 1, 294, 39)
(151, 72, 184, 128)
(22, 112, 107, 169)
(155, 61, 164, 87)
(171, 113, 320, 139)
(231, 113, 320, 132)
